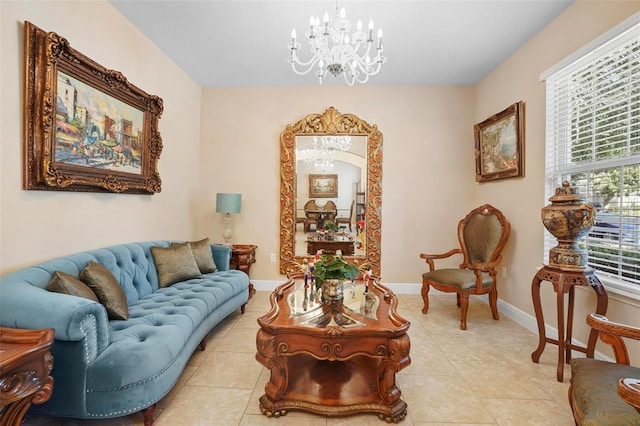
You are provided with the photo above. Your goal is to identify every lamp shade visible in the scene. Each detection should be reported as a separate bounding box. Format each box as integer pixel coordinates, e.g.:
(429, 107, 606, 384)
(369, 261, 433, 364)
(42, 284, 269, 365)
(216, 193, 241, 214)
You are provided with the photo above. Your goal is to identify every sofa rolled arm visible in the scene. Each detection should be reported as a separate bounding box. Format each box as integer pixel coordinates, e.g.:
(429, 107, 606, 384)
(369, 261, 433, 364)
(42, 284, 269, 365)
(0, 282, 110, 360)
(211, 244, 232, 271)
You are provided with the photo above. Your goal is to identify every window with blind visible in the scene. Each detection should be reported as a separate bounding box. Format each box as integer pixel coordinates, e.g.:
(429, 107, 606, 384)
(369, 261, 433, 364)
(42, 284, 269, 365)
(544, 17, 640, 296)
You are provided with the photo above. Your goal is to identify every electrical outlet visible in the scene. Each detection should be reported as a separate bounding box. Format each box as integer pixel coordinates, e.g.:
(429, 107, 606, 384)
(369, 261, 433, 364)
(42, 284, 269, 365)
(501, 266, 507, 279)
(270, 253, 276, 263)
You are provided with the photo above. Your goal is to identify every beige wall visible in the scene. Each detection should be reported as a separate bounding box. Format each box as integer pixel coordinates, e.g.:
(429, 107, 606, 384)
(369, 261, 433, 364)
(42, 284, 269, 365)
(1, 0, 638, 361)
(0, 1, 202, 273)
(474, 1, 640, 359)
(197, 86, 476, 281)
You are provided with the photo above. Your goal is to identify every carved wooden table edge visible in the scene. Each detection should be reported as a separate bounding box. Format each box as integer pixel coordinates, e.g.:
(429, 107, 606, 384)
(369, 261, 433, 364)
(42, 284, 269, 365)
(530, 265, 608, 382)
(0, 327, 55, 426)
(258, 395, 408, 423)
(255, 277, 411, 422)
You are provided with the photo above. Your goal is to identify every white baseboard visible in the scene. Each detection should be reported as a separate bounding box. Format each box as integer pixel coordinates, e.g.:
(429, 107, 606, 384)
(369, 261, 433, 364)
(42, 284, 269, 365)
(250, 279, 612, 361)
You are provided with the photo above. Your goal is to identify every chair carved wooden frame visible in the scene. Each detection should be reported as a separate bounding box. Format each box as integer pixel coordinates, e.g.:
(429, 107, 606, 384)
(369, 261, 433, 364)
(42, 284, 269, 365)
(569, 313, 640, 425)
(419, 204, 510, 330)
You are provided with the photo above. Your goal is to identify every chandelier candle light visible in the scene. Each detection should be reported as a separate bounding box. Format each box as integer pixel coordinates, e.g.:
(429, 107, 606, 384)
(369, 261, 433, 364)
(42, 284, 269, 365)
(288, 2, 386, 85)
(216, 193, 241, 246)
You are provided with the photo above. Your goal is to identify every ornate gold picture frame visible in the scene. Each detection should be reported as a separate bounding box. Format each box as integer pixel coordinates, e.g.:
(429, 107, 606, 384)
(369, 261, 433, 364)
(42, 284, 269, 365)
(474, 101, 524, 183)
(309, 174, 338, 198)
(23, 21, 163, 194)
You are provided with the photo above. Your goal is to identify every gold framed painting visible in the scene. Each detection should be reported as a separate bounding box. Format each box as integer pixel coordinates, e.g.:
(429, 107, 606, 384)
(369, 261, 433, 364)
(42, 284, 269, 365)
(474, 101, 524, 182)
(23, 21, 164, 194)
(309, 174, 338, 198)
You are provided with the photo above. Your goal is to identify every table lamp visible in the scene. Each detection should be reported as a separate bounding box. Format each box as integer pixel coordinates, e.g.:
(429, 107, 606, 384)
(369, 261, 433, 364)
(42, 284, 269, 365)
(216, 193, 241, 246)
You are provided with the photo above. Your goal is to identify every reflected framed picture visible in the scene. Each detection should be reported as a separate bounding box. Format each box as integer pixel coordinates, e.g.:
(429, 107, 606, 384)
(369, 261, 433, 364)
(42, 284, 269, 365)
(309, 174, 338, 198)
(23, 21, 164, 194)
(474, 101, 524, 182)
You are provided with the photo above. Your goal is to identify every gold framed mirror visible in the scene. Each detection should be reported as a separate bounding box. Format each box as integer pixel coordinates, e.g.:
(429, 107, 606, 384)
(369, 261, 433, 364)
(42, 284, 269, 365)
(279, 107, 382, 276)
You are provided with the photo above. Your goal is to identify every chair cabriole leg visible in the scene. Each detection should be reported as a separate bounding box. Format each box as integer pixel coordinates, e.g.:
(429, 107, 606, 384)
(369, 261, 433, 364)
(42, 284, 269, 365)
(459, 293, 469, 330)
(421, 281, 430, 314)
(489, 287, 500, 320)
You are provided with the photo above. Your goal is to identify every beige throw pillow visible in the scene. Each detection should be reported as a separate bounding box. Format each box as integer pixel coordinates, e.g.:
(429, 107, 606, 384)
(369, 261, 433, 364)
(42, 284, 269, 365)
(151, 242, 201, 288)
(175, 238, 217, 273)
(80, 261, 129, 320)
(47, 271, 100, 302)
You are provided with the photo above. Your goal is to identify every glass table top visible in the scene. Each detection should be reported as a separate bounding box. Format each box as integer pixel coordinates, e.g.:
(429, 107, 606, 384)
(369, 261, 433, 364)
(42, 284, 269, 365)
(287, 279, 380, 328)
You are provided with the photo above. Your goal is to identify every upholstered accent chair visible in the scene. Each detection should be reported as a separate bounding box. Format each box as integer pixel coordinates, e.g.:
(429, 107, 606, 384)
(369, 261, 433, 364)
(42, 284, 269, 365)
(419, 204, 510, 330)
(336, 200, 355, 231)
(569, 314, 640, 425)
(304, 199, 320, 232)
(323, 200, 338, 223)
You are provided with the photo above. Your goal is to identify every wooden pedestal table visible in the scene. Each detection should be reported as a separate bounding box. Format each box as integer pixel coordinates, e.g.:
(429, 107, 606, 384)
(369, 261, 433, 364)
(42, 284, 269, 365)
(256, 276, 411, 422)
(0, 327, 54, 426)
(231, 244, 257, 298)
(531, 266, 608, 382)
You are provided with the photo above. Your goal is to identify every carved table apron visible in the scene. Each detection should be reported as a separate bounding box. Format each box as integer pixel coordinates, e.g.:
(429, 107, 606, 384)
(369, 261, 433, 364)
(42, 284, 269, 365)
(256, 276, 411, 422)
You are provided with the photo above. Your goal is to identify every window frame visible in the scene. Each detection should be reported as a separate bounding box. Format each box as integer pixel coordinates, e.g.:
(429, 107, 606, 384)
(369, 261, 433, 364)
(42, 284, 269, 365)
(542, 13, 640, 300)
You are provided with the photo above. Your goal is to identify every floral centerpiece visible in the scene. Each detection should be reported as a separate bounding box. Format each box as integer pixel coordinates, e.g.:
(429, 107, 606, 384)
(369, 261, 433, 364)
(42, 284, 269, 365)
(321, 221, 340, 241)
(322, 221, 340, 233)
(313, 254, 359, 301)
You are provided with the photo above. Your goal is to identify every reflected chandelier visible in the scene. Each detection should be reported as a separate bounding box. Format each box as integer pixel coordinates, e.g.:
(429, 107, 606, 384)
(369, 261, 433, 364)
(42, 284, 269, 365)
(298, 135, 352, 171)
(288, 2, 386, 85)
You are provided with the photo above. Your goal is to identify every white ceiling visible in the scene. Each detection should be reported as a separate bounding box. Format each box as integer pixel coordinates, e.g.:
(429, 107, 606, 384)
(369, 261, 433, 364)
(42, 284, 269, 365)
(109, 0, 574, 87)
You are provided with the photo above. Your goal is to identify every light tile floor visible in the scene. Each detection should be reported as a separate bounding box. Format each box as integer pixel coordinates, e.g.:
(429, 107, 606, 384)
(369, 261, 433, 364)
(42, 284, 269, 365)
(23, 291, 576, 425)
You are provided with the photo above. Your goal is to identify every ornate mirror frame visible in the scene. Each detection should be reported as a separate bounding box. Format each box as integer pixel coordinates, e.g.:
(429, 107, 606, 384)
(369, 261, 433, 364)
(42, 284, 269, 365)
(279, 107, 382, 276)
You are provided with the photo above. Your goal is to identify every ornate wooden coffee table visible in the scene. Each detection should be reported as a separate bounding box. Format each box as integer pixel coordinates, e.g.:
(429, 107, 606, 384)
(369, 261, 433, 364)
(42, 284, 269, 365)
(256, 275, 411, 422)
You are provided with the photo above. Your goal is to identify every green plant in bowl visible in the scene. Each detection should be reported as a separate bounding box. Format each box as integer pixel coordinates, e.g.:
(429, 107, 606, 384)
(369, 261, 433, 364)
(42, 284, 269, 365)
(323, 221, 340, 232)
(314, 254, 359, 290)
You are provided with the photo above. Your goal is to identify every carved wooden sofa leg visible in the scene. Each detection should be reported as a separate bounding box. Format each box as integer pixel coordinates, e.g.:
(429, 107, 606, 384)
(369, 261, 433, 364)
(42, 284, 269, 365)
(241, 303, 246, 314)
(142, 404, 156, 426)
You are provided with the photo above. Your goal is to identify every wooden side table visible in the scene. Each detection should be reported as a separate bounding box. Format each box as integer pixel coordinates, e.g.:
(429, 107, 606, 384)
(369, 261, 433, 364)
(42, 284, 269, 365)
(231, 244, 257, 298)
(0, 327, 55, 426)
(530, 266, 608, 382)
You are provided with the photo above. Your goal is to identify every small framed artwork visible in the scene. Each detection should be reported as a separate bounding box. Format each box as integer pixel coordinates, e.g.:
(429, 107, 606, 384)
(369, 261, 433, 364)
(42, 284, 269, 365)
(309, 174, 338, 198)
(474, 101, 525, 182)
(23, 21, 164, 194)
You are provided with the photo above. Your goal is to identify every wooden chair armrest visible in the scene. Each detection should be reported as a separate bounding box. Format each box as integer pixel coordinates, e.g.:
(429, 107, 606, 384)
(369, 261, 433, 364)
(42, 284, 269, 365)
(420, 249, 462, 271)
(618, 378, 640, 414)
(587, 313, 640, 365)
(468, 256, 502, 273)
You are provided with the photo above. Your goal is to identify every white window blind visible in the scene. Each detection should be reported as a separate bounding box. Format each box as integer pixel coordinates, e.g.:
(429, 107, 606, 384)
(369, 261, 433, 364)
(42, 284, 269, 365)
(544, 17, 640, 295)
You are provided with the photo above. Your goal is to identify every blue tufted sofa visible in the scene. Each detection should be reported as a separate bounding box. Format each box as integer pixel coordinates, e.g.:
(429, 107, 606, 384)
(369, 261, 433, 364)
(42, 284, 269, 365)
(0, 240, 249, 425)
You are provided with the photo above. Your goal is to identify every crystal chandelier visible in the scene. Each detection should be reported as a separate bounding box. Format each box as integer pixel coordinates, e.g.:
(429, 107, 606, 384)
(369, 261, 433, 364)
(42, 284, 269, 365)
(288, 2, 386, 86)
(297, 135, 352, 171)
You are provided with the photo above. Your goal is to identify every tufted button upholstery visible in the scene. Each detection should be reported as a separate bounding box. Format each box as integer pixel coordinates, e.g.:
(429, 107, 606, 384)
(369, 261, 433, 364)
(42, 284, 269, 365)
(87, 272, 246, 391)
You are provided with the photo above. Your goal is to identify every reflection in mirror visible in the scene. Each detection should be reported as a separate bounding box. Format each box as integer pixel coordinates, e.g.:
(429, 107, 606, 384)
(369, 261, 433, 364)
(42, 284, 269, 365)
(294, 135, 367, 258)
(279, 107, 382, 276)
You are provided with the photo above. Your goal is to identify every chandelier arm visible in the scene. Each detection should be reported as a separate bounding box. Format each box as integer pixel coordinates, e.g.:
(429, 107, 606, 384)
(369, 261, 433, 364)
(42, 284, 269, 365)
(290, 57, 323, 75)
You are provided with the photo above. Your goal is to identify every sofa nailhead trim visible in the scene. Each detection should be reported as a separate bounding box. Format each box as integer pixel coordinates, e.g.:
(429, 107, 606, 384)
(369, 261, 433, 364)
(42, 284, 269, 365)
(87, 391, 166, 417)
(87, 353, 176, 393)
(79, 314, 98, 363)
